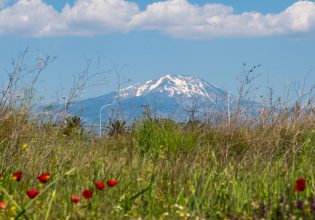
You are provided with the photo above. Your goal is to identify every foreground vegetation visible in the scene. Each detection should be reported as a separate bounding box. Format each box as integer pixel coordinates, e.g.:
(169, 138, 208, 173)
(1, 51, 315, 219)
(0, 102, 315, 219)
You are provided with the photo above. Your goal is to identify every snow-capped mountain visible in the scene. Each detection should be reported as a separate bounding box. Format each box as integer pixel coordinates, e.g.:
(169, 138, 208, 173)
(120, 74, 225, 100)
(70, 74, 256, 123)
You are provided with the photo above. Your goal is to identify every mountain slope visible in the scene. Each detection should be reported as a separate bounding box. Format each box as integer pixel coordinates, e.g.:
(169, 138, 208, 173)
(70, 74, 256, 123)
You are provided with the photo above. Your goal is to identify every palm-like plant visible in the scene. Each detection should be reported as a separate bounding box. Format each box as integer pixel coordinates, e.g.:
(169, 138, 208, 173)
(106, 119, 127, 137)
(62, 116, 84, 136)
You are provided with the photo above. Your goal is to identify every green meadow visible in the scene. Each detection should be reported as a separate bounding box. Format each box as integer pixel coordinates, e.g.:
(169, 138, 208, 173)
(0, 104, 315, 219)
(0, 52, 314, 219)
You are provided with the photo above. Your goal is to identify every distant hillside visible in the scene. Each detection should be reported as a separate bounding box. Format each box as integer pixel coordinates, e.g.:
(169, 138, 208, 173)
(70, 74, 258, 123)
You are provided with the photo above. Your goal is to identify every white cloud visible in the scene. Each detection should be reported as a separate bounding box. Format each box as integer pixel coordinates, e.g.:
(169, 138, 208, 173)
(131, 0, 233, 28)
(131, 0, 315, 38)
(44, 0, 140, 36)
(0, 0, 57, 36)
(0, 0, 315, 38)
(280, 1, 315, 32)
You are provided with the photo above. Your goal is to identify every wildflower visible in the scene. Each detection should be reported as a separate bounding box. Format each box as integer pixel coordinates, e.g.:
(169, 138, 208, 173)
(22, 143, 28, 149)
(82, 189, 92, 199)
(295, 178, 306, 192)
(106, 180, 118, 187)
(35, 200, 42, 207)
(174, 204, 184, 210)
(113, 205, 123, 211)
(22, 143, 29, 153)
(296, 199, 304, 210)
(71, 196, 80, 203)
(12, 172, 22, 181)
(310, 199, 315, 213)
(0, 202, 5, 209)
(251, 201, 259, 210)
(26, 189, 39, 199)
(10, 206, 16, 213)
(95, 182, 105, 190)
(0, 173, 3, 181)
(279, 195, 284, 204)
(38, 182, 44, 189)
(37, 173, 50, 183)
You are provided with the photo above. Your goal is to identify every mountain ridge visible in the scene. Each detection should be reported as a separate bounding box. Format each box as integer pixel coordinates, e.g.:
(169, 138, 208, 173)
(69, 74, 255, 123)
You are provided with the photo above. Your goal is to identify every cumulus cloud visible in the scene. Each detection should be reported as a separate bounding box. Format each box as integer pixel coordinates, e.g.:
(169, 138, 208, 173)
(46, 0, 140, 36)
(131, 0, 315, 38)
(0, 0, 315, 38)
(0, 0, 57, 36)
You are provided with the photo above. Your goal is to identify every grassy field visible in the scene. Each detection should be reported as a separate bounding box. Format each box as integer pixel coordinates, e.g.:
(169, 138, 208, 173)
(0, 104, 315, 220)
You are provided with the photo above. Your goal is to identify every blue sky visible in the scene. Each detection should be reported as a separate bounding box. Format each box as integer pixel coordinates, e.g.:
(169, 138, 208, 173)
(0, 0, 315, 102)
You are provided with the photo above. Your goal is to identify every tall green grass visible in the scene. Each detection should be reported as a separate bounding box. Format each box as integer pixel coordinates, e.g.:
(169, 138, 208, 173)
(0, 104, 315, 219)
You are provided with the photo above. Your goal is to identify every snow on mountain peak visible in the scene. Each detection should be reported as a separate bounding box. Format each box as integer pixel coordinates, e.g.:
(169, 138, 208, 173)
(120, 74, 226, 101)
(70, 74, 258, 123)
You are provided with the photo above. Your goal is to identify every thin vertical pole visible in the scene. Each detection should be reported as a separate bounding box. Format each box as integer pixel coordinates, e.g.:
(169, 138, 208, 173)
(99, 107, 102, 138)
(227, 91, 231, 128)
(99, 104, 110, 138)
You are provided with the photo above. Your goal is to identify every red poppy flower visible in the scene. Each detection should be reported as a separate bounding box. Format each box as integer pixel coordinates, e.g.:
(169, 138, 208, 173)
(37, 173, 50, 183)
(82, 189, 92, 199)
(26, 189, 39, 199)
(95, 182, 105, 190)
(71, 196, 80, 203)
(12, 171, 23, 181)
(295, 178, 306, 192)
(106, 180, 118, 187)
(0, 202, 5, 209)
